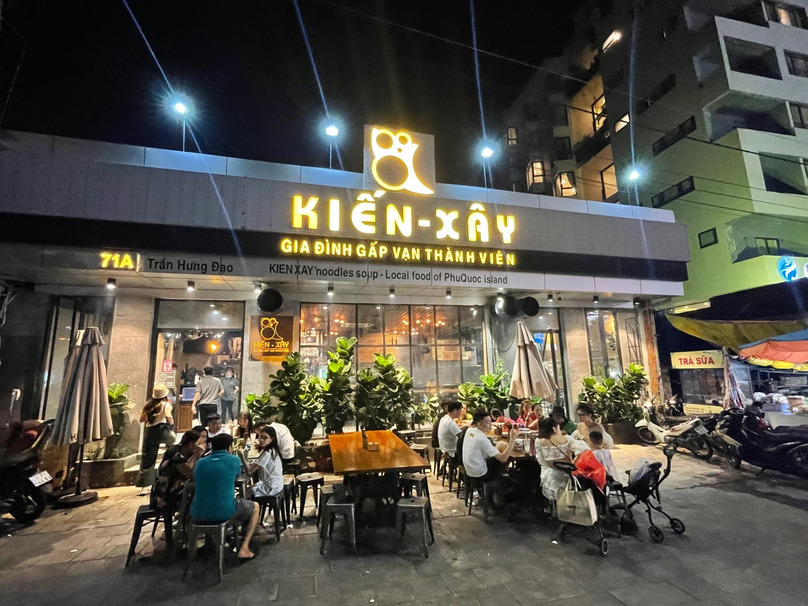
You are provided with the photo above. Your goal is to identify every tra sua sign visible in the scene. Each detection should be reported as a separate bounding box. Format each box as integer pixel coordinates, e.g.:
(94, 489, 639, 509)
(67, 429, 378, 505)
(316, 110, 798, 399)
(670, 350, 722, 369)
(250, 315, 294, 361)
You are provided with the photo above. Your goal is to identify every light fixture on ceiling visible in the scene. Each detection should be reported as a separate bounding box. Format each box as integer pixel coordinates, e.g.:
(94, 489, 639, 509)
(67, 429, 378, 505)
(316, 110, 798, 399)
(254, 282, 262, 294)
(547, 293, 553, 302)
(633, 297, 641, 306)
(593, 295, 599, 304)
(389, 288, 395, 298)
(106, 278, 116, 291)
(187, 281, 196, 292)
(327, 284, 334, 297)
(445, 288, 452, 300)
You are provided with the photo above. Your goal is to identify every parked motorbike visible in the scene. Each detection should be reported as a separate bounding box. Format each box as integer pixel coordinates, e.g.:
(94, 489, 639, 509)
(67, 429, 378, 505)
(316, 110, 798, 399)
(718, 405, 808, 479)
(635, 402, 713, 460)
(702, 411, 742, 469)
(0, 419, 52, 523)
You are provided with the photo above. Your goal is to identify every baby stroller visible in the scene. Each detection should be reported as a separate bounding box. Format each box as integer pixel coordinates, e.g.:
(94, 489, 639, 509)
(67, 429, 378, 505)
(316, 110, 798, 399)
(611, 443, 685, 543)
(552, 460, 611, 556)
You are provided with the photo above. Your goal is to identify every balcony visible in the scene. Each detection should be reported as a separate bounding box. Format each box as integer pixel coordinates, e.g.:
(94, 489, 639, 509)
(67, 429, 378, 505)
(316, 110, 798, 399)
(573, 125, 610, 165)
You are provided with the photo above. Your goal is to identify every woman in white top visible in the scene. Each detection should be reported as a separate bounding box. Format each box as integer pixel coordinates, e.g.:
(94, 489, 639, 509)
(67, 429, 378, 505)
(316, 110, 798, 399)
(572, 403, 614, 449)
(137, 384, 176, 487)
(249, 426, 284, 498)
(535, 417, 590, 502)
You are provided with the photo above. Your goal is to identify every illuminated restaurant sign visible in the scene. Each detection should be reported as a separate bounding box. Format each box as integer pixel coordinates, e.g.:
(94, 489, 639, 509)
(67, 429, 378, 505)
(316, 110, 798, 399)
(250, 315, 294, 360)
(670, 350, 723, 369)
(364, 125, 435, 195)
(99, 251, 138, 270)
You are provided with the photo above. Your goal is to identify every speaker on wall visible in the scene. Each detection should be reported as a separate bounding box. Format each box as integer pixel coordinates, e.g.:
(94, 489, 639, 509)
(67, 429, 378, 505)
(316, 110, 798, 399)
(519, 296, 540, 317)
(257, 288, 284, 313)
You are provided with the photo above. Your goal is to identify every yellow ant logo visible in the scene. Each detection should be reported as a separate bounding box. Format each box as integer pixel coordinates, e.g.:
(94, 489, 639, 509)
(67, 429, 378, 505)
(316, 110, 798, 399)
(370, 128, 434, 195)
(260, 317, 282, 342)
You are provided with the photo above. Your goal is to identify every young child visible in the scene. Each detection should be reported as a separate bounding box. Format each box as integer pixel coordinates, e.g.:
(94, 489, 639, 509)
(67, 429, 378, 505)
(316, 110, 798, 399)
(589, 430, 618, 479)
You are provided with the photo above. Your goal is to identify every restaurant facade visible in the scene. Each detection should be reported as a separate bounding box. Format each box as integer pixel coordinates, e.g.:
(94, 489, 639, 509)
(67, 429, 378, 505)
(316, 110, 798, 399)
(0, 127, 689, 449)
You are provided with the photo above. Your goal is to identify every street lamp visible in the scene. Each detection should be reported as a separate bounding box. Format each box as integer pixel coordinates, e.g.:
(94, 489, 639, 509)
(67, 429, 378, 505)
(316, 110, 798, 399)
(481, 146, 494, 159)
(480, 143, 495, 188)
(169, 96, 193, 152)
(325, 123, 340, 169)
(628, 169, 640, 181)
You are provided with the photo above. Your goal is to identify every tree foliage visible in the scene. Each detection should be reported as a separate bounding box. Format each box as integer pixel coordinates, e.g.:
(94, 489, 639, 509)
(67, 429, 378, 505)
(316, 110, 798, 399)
(578, 363, 648, 424)
(320, 337, 357, 434)
(355, 353, 417, 430)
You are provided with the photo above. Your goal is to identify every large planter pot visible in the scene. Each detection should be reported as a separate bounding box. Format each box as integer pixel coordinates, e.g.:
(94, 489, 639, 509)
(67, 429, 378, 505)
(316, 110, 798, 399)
(604, 421, 642, 445)
(83, 453, 140, 488)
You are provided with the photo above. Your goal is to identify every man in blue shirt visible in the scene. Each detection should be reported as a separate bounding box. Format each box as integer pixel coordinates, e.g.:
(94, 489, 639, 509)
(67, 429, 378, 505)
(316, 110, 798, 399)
(191, 433, 259, 560)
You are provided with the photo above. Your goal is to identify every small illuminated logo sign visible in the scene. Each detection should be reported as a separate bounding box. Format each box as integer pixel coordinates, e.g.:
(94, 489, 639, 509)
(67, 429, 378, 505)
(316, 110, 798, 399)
(250, 315, 293, 360)
(777, 256, 798, 281)
(364, 125, 435, 195)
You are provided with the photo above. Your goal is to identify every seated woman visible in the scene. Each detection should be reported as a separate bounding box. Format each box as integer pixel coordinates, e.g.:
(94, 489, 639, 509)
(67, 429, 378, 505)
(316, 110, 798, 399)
(516, 400, 535, 428)
(248, 426, 284, 499)
(527, 402, 544, 430)
(235, 411, 255, 442)
(550, 406, 578, 435)
(572, 403, 614, 449)
(534, 418, 590, 505)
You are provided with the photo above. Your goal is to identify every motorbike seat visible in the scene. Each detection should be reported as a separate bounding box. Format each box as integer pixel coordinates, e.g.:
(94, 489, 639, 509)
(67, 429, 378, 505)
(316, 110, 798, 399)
(760, 430, 803, 446)
(668, 422, 692, 436)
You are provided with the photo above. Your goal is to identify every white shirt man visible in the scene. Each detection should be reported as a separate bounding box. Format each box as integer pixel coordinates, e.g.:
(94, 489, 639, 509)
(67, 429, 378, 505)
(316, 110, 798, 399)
(270, 421, 295, 460)
(462, 411, 519, 480)
(438, 403, 463, 456)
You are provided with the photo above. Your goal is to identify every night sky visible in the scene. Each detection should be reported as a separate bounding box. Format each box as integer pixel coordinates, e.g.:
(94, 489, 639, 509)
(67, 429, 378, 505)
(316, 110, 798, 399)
(0, 0, 582, 186)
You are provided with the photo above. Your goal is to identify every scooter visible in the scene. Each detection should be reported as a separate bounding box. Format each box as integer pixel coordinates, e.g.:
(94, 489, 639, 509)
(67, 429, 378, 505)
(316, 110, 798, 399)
(0, 415, 52, 524)
(719, 405, 808, 479)
(702, 411, 742, 469)
(635, 402, 713, 460)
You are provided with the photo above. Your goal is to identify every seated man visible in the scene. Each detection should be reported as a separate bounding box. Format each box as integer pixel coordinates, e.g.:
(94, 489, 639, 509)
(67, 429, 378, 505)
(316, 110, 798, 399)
(268, 417, 296, 466)
(462, 409, 519, 482)
(151, 429, 205, 512)
(438, 400, 464, 459)
(191, 434, 260, 560)
(206, 414, 231, 439)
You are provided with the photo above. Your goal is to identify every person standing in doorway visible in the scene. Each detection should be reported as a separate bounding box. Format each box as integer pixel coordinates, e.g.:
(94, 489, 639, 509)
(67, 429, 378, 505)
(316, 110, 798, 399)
(220, 367, 240, 424)
(191, 366, 224, 426)
(137, 384, 176, 489)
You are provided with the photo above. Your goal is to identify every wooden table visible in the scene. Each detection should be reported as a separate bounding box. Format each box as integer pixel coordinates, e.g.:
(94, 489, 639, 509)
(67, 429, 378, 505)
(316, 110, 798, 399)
(329, 430, 429, 475)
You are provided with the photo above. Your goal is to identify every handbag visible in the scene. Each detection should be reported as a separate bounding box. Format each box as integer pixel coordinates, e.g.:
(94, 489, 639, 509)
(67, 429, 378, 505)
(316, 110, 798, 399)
(556, 476, 598, 527)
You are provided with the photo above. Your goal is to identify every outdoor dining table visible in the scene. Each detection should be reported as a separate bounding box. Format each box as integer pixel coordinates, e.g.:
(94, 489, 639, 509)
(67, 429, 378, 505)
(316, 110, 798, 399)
(328, 430, 429, 522)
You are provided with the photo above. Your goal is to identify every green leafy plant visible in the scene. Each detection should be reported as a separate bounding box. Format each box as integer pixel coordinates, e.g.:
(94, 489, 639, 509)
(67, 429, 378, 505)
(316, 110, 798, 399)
(412, 394, 440, 428)
(245, 391, 275, 422)
(457, 382, 483, 414)
(104, 382, 132, 458)
(321, 337, 357, 434)
(578, 363, 648, 424)
(477, 358, 513, 414)
(355, 353, 415, 430)
(264, 352, 322, 445)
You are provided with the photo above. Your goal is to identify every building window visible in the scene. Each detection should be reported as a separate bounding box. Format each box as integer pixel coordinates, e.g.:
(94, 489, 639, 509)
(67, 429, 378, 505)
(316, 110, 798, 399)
(698, 228, 717, 248)
(636, 74, 676, 114)
(785, 51, 808, 77)
(506, 127, 518, 146)
(652, 115, 696, 155)
(554, 172, 577, 197)
(526, 161, 545, 188)
(299, 303, 484, 400)
(600, 163, 618, 200)
(763, 2, 808, 28)
(602, 30, 622, 52)
(792, 103, 808, 128)
(551, 104, 569, 125)
(554, 137, 572, 160)
(585, 310, 622, 378)
(613, 113, 630, 133)
(651, 176, 695, 208)
(591, 94, 607, 130)
(755, 237, 781, 255)
(724, 37, 781, 79)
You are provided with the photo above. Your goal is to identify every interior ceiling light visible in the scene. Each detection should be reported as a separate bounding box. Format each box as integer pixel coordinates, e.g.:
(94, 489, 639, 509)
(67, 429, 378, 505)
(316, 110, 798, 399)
(327, 284, 334, 297)
(445, 288, 452, 300)
(547, 293, 553, 302)
(106, 278, 116, 290)
(633, 297, 641, 306)
(593, 295, 599, 304)
(389, 288, 395, 298)
(254, 282, 262, 294)
(187, 281, 195, 292)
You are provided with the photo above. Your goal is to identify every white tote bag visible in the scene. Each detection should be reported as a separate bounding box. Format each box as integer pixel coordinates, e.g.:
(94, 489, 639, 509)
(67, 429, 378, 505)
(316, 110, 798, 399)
(556, 477, 598, 527)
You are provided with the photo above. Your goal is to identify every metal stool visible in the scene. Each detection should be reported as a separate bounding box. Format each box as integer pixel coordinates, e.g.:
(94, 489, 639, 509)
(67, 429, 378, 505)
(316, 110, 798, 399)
(126, 504, 172, 567)
(317, 483, 337, 528)
(235, 473, 250, 499)
(319, 494, 357, 554)
(455, 465, 468, 499)
(183, 519, 239, 583)
(295, 472, 324, 520)
(255, 490, 288, 542)
(283, 476, 297, 519)
(465, 475, 496, 523)
(410, 443, 430, 467)
(440, 454, 459, 491)
(395, 496, 434, 558)
(400, 472, 430, 501)
(433, 448, 442, 476)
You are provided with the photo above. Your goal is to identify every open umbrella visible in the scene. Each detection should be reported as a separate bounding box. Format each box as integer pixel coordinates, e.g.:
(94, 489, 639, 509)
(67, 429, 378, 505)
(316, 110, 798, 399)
(51, 327, 114, 507)
(738, 328, 808, 365)
(509, 321, 558, 403)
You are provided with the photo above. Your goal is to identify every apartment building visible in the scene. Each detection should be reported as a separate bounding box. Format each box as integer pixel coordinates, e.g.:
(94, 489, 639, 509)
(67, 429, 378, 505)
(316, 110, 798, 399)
(506, 0, 808, 311)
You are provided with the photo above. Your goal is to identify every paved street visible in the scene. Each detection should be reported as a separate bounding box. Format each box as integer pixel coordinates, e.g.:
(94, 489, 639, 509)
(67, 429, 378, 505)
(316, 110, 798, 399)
(1, 444, 808, 606)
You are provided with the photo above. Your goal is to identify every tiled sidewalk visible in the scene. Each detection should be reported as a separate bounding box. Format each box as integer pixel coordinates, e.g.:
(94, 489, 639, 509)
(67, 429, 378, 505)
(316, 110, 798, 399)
(1, 445, 807, 605)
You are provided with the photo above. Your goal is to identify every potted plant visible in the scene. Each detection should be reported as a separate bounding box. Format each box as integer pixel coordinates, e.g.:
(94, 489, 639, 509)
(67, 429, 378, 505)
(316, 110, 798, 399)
(355, 353, 416, 430)
(578, 363, 648, 444)
(82, 382, 138, 488)
(261, 352, 322, 446)
(320, 337, 357, 434)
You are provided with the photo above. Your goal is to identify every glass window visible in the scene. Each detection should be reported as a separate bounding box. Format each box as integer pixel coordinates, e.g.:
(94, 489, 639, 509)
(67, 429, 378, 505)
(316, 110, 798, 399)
(526, 161, 545, 188)
(591, 94, 607, 130)
(764, 2, 808, 28)
(435, 306, 459, 344)
(653, 116, 696, 156)
(384, 305, 410, 346)
(651, 176, 695, 208)
(327, 304, 355, 349)
(411, 346, 438, 392)
(613, 113, 629, 133)
(755, 237, 781, 255)
(554, 172, 577, 197)
(586, 309, 622, 378)
(506, 127, 518, 146)
(410, 306, 435, 345)
(792, 103, 808, 128)
(600, 163, 618, 200)
(786, 51, 808, 77)
(698, 228, 718, 248)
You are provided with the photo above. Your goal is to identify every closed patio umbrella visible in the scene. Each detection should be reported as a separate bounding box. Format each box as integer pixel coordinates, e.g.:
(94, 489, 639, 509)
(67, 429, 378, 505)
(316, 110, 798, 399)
(509, 321, 558, 403)
(51, 327, 113, 507)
